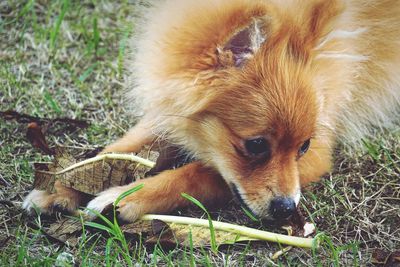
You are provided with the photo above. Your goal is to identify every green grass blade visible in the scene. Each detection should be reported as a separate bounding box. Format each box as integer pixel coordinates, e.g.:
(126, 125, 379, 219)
(241, 206, 259, 222)
(92, 16, 100, 56)
(84, 222, 112, 234)
(78, 62, 98, 83)
(181, 193, 207, 213)
(118, 26, 131, 77)
(84, 208, 115, 230)
(114, 183, 144, 207)
(18, 0, 35, 20)
(181, 193, 217, 253)
(50, 0, 70, 52)
(105, 237, 114, 267)
(43, 90, 62, 115)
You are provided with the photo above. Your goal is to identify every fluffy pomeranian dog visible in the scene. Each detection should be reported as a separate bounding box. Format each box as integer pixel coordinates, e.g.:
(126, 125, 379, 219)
(24, 0, 400, 222)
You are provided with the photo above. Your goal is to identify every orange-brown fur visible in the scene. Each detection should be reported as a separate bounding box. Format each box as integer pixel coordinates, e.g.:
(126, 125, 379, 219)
(24, 0, 400, 221)
(115, 163, 230, 222)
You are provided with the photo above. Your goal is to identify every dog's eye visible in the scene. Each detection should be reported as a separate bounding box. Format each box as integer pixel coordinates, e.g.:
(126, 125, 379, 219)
(244, 137, 269, 156)
(298, 139, 311, 157)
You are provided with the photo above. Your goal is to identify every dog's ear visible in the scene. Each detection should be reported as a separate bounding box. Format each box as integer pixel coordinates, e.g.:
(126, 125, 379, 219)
(305, 0, 344, 45)
(217, 18, 268, 67)
(287, 0, 344, 60)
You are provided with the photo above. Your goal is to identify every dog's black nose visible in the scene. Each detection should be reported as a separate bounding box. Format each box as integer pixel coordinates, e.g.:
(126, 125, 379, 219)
(269, 197, 296, 220)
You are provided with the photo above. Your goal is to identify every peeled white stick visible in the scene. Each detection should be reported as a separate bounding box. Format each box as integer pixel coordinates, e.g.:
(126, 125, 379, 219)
(54, 153, 156, 175)
(141, 214, 317, 249)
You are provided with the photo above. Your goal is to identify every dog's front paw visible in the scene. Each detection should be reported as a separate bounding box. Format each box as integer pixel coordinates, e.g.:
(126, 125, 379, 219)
(86, 185, 145, 222)
(23, 186, 83, 215)
(23, 189, 53, 214)
(86, 187, 124, 215)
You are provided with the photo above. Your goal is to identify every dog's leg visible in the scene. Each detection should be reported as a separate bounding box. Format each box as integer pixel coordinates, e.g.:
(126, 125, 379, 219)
(298, 138, 334, 185)
(86, 161, 231, 222)
(102, 119, 155, 153)
(23, 119, 156, 214)
(23, 180, 91, 214)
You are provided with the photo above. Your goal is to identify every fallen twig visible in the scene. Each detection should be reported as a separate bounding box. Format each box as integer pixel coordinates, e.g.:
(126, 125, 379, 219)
(140, 214, 317, 249)
(53, 153, 155, 175)
(0, 110, 89, 128)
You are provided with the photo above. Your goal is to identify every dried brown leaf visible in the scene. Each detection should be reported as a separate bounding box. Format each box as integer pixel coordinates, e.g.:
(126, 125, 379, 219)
(44, 217, 82, 247)
(372, 249, 400, 266)
(33, 147, 158, 195)
(26, 122, 55, 155)
(122, 219, 255, 250)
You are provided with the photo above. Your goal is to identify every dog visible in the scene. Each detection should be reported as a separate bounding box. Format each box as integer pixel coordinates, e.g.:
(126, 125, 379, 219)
(23, 0, 400, 222)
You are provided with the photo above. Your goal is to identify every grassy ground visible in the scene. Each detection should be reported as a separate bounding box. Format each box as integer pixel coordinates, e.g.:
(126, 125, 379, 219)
(1, 1, 399, 266)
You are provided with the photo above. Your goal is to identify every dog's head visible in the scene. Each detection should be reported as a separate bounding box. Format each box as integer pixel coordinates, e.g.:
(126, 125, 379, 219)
(143, 0, 344, 219)
(194, 45, 320, 219)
